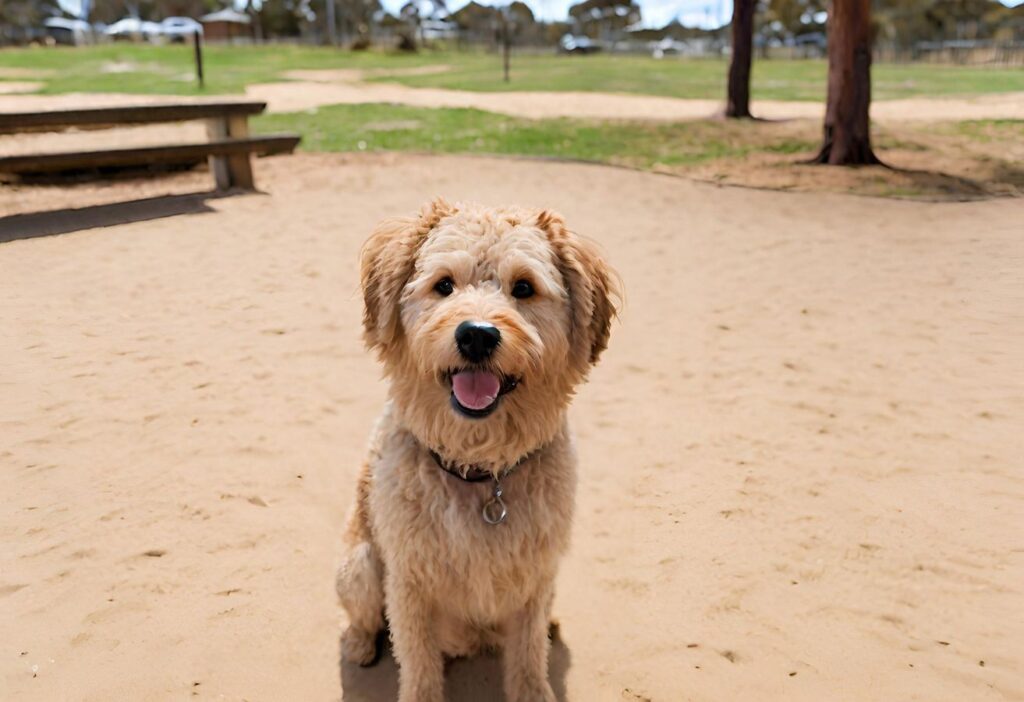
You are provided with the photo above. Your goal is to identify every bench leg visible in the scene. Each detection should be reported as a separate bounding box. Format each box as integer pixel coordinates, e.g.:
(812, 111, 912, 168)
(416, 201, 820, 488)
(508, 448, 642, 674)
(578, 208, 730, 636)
(225, 115, 255, 190)
(205, 116, 255, 190)
(206, 118, 232, 190)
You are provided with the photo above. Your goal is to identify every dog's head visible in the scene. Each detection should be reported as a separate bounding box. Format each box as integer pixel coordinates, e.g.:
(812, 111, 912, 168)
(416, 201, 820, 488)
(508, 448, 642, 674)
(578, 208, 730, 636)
(360, 198, 619, 468)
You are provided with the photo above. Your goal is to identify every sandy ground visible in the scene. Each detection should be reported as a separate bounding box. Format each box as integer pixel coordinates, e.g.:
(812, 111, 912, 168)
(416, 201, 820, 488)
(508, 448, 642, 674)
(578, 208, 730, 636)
(0, 82, 42, 94)
(1, 69, 1023, 122)
(2, 152, 1022, 701)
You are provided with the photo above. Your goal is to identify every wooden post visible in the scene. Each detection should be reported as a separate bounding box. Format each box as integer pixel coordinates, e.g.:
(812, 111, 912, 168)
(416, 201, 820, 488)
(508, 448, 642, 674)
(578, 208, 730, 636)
(501, 11, 511, 83)
(225, 114, 254, 189)
(193, 31, 204, 90)
(206, 115, 256, 190)
(206, 118, 230, 189)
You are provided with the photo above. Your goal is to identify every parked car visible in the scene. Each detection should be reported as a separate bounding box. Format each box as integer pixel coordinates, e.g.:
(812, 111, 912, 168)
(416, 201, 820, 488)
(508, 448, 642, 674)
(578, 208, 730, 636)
(651, 37, 685, 58)
(161, 17, 203, 42)
(43, 17, 93, 46)
(559, 34, 602, 54)
(105, 17, 163, 41)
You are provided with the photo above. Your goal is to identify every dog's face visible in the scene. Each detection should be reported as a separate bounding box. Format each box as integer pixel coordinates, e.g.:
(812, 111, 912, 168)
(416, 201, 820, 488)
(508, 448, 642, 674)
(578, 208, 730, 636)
(361, 199, 618, 468)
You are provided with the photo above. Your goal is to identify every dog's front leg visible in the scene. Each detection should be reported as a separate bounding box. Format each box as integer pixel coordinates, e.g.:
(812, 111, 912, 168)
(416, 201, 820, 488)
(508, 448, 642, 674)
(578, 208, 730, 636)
(387, 577, 444, 702)
(503, 589, 558, 702)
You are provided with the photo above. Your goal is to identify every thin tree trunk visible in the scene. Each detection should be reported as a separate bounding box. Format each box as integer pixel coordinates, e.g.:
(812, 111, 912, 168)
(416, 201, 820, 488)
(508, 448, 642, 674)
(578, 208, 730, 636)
(725, 0, 754, 118)
(325, 0, 338, 46)
(813, 0, 881, 165)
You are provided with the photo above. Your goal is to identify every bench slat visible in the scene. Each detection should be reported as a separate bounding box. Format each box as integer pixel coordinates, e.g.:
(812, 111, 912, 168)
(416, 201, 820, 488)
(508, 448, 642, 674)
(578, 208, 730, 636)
(0, 102, 268, 134)
(0, 134, 300, 174)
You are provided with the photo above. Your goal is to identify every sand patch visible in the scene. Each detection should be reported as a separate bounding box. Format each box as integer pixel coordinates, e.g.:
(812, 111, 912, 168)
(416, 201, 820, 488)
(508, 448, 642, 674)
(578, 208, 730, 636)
(0, 68, 55, 79)
(361, 119, 423, 131)
(282, 65, 451, 83)
(1, 152, 1021, 701)
(0, 82, 43, 95)
(2, 73, 1021, 123)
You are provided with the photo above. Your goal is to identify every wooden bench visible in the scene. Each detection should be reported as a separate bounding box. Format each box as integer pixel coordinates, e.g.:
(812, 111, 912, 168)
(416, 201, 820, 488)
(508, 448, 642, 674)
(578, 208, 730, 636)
(0, 101, 299, 190)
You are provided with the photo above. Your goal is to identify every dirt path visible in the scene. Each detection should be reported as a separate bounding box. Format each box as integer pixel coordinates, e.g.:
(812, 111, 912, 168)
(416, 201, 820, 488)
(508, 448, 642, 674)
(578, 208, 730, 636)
(2, 153, 1022, 701)
(2, 67, 1022, 122)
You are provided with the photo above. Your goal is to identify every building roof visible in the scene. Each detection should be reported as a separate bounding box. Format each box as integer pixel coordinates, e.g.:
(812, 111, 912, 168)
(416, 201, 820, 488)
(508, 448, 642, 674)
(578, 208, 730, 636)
(200, 9, 251, 24)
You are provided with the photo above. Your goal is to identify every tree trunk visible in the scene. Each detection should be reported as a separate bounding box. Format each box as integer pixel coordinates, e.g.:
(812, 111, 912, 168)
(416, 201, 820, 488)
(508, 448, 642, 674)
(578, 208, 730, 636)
(325, 0, 338, 46)
(725, 0, 755, 118)
(813, 0, 881, 165)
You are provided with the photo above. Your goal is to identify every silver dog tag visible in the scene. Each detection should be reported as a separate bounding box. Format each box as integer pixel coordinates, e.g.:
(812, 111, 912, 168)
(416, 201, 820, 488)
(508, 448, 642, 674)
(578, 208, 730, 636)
(482, 480, 507, 525)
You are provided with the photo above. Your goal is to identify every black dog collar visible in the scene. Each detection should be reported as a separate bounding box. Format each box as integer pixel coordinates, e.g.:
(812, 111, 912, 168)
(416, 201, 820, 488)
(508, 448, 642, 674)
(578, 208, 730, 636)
(427, 445, 544, 524)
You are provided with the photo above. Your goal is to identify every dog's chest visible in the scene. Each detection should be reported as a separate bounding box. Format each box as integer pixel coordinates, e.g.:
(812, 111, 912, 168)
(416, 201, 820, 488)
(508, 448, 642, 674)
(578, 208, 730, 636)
(434, 488, 562, 615)
(371, 440, 576, 620)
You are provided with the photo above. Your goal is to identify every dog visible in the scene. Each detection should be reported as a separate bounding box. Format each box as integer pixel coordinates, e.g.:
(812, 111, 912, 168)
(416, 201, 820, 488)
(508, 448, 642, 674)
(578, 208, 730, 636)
(336, 199, 619, 702)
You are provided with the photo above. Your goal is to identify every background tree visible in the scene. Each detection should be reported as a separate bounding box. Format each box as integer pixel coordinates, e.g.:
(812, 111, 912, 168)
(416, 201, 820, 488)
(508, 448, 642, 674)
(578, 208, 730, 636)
(725, 0, 755, 118)
(813, 0, 880, 165)
(397, 0, 421, 49)
(0, 0, 44, 26)
(336, 0, 382, 46)
(763, 0, 827, 36)
(567, 0, 640, 42)
(253, 0, 305, 39)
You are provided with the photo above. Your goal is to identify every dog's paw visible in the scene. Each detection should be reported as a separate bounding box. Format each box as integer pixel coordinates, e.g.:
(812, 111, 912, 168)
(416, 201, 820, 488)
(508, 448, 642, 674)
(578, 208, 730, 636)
(341, 626, 381, 667)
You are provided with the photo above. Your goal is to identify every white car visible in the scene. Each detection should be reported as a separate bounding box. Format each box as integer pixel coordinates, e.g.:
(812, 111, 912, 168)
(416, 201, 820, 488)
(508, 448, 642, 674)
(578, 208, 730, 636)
(105, 17, 163, 40)
(161, 17, 203, 41)
(43, 17, 93, 45)
(559, 34, 601, 54)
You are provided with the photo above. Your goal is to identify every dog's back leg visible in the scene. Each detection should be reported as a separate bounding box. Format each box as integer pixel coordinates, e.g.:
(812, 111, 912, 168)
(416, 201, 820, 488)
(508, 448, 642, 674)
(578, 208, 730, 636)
(337, 461, 385, 666)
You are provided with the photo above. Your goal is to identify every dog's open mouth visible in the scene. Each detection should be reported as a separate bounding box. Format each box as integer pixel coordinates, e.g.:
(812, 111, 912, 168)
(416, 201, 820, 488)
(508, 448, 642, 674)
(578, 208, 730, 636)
(446, 369, 519, 419)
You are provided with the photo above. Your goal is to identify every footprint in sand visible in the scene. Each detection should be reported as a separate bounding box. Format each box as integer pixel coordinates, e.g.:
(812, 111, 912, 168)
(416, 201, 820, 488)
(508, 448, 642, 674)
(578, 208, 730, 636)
(0, 583, 28, 597)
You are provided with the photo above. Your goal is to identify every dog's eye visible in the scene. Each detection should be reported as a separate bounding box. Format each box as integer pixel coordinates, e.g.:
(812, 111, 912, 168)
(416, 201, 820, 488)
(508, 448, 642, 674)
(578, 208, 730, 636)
(433, 277, 454, 297)
(511, 280, 534, 299)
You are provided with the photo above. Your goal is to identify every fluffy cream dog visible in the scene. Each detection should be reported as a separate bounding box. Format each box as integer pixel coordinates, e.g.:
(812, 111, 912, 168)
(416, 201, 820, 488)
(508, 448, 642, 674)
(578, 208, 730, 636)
(336, 199, 618, 702)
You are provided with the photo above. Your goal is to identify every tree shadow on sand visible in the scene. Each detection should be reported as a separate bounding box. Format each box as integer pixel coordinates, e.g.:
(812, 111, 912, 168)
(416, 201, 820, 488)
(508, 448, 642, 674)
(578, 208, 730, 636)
(857, 162, 1024, 200)
(340, 627, 572, 702)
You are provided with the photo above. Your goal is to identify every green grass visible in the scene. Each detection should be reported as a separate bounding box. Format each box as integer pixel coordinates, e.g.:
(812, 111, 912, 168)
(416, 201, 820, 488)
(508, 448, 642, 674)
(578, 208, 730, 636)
(944, 119, 1024, 142)
(253, 102, 817, 167)
(2, 44, 1022, 100)
(0, 44, 455, 95)
(374, 54, 1024, 101)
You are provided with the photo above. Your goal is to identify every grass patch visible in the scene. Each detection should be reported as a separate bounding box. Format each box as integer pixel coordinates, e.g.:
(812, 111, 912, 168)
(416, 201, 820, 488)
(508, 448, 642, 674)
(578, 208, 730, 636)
(371, 54, 1024, 101)
(254, 103, 1022, 200)
(254, 102, 818, 167)
(0, 44, 457, 95)
(944, 119, 1024, 142)
(1, 44, 1023, 100)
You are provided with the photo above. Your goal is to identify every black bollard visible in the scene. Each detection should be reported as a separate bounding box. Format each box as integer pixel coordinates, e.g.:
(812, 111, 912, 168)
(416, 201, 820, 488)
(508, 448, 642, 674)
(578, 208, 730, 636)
(193, 31, 205, 89)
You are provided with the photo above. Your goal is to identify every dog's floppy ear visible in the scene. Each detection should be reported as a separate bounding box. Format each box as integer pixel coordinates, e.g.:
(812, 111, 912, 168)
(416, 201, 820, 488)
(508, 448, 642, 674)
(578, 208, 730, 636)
(361, 198, 455, 352)
(537, 210, 621, 372)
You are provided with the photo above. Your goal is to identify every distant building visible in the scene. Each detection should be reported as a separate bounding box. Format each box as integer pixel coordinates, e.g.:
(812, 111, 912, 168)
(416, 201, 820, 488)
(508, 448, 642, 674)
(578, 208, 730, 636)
(200, 9, 251, 42)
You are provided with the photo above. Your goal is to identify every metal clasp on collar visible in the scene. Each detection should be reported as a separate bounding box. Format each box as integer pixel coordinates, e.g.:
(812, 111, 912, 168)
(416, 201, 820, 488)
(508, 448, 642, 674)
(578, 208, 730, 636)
(482, 478, 508, 525)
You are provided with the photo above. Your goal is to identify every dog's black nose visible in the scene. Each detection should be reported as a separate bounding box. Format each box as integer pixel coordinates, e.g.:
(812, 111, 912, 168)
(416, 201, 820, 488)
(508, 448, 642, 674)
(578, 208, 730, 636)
(455, 321, 501, 363)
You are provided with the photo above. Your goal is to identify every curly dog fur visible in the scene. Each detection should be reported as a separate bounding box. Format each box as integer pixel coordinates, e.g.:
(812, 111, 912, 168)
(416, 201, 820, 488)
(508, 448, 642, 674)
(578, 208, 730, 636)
(336, 199, 619, 702)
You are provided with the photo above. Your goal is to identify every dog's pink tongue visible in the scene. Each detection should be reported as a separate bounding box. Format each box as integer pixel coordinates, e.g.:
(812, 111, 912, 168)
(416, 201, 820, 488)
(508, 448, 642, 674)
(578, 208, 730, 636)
(452, 370, 501, 411)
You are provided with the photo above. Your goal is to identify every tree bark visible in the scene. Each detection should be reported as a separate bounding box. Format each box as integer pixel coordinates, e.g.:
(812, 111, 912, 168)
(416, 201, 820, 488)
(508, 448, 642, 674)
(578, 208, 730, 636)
(813, 0, 881, 165)
(725, 0, 755, 118)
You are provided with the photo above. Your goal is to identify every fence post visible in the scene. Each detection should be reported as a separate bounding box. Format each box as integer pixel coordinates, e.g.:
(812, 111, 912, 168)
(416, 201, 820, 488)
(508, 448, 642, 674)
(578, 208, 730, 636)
(193, 31, 204, 89)
(501, 10, 511, 83)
